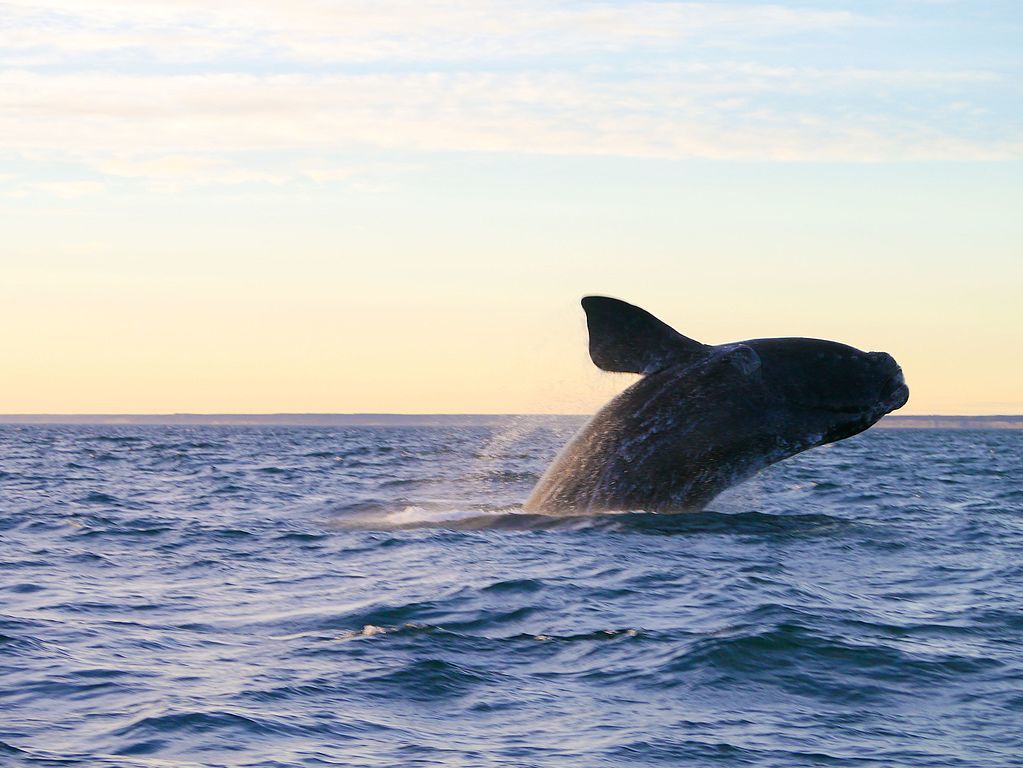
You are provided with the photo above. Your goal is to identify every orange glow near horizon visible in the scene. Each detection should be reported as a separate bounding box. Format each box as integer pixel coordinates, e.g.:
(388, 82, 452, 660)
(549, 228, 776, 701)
(2, 2, 1021, 415)
(3, 208, 1020, 416)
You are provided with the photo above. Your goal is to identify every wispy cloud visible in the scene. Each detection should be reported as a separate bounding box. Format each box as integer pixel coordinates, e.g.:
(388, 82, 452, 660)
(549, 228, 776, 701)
(25, 180, 106, 198)
(0, 0, 1019, 187)
(1, 67, 1014, 172)
(3, 1, 867, 65)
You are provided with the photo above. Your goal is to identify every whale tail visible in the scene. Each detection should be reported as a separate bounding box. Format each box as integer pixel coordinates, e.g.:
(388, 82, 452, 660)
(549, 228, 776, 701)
(582, 296, 709, 375)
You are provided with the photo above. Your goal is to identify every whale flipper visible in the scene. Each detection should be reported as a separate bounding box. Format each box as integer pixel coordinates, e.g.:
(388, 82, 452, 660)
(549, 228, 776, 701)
(582, 295, 709, 374)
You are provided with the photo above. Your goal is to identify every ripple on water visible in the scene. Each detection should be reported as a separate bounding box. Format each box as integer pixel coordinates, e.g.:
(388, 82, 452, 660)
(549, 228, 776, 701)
(0, 425, 1021, 767)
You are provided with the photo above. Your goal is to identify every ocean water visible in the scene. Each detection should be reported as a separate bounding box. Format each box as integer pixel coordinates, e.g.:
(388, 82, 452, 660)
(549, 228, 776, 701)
(1, 422, 1022, 768)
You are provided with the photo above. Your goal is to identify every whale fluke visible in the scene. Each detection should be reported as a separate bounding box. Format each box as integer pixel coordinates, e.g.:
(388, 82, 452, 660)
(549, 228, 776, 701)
(582, 296, 709, 375)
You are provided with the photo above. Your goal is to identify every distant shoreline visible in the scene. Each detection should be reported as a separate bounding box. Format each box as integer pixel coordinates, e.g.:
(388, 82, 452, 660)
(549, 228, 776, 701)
(0, 414, 1021, 429)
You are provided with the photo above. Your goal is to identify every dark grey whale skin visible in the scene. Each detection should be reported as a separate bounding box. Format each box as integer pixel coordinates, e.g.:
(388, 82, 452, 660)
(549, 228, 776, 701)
(524, 296, 910, 514)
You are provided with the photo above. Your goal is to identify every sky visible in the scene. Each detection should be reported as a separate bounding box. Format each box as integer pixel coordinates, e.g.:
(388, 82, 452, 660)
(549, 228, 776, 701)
(2, 0, 1021, 415)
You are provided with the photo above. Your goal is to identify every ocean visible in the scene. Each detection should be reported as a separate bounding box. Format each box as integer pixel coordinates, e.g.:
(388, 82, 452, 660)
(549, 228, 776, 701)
(1, 422, 1021, 767)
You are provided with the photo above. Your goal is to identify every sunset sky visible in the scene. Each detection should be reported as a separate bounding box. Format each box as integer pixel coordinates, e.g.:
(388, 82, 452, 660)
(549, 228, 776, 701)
(3, 0, 1021, 414)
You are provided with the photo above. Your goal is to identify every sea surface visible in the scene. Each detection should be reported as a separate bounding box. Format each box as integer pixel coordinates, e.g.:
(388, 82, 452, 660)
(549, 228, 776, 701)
(1, 422, 1022, 767)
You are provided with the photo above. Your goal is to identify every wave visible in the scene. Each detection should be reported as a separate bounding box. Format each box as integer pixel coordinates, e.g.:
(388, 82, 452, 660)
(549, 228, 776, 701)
(3, 425, 1021, 767)
(332, 502, 855, 538)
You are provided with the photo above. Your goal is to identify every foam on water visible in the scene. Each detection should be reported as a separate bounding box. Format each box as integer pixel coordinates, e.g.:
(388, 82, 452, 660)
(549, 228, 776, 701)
(1, 422, 1022, 767)
(383, 505, 504, 527)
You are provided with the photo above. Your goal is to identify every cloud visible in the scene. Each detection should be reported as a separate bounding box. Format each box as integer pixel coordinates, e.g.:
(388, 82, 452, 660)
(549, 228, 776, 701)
(28, 180, 107, 198)
(89, 155, 286, 190)
(0, 66, 1016, 178)
(2, 1, 867, 65)
(0, 0, 1017, 183)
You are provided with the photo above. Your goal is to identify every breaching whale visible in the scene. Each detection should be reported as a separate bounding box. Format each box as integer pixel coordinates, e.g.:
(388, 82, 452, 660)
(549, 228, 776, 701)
(524, 296, 909, 513)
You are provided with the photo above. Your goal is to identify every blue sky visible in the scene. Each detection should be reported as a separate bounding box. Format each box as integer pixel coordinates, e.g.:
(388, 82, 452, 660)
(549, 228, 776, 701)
(2, 1, 1021, 413)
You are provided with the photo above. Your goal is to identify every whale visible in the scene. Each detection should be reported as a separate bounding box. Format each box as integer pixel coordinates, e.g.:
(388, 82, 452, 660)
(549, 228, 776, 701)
(524, 296, 909, 513)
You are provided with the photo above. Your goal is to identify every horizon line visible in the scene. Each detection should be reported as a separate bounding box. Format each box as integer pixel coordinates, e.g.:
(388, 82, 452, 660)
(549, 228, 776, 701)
(1, 412, 1022, 418)
(2, 412, 1022, 417)
(1, 413, 1022, 429)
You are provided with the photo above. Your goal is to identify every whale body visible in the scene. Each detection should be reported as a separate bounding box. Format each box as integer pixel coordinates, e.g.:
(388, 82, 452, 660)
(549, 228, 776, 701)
(524, 296, 909, 513)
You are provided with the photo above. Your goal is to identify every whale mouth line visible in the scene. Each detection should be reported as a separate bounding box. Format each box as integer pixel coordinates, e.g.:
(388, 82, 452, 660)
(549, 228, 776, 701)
(817, 372, 909, 429)
(883, 383, 910, 413)
(880, 370, 909, 413)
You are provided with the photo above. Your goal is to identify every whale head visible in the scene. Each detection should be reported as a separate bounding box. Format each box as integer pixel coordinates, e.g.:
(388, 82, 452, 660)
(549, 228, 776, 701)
(742, 336, 909, 448)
